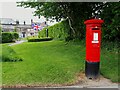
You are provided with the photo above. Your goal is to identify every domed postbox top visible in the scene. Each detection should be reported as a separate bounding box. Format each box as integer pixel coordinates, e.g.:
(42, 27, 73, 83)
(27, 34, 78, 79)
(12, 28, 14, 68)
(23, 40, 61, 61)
(84, 19, 104, 25)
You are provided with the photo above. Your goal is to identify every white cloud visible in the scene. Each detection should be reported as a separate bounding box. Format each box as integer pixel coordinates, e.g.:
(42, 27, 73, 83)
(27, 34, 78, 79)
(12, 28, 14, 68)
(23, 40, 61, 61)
(0, 2, 46, 24)
(0, 2, 58, 25)
(0, 0, 26, 2)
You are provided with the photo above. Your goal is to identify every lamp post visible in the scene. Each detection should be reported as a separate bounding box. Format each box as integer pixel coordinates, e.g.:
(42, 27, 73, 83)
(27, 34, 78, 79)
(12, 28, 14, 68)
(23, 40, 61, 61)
(45, 21, 48, 37)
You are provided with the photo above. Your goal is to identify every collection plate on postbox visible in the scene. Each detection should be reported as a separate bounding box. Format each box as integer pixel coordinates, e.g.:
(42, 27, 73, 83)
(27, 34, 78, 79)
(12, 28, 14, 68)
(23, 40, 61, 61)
(91, 27, 99, 44)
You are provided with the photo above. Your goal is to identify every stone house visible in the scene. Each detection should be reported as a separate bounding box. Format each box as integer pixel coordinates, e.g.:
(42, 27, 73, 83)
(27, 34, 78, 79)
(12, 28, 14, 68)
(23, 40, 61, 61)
(0, 18, 47, 38)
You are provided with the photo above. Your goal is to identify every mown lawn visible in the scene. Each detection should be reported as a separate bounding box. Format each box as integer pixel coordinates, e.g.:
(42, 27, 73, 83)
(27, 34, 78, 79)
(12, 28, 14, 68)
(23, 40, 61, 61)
(100, 48, 119, 82)
(1, 40, 119, 86)
(2, 41, 85, 86)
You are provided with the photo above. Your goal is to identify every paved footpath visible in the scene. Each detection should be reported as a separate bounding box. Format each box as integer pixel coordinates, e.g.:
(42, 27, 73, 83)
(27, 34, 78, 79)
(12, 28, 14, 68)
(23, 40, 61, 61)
(47, 75, 119, 89)
(36, 74, 118, 89)
(67, 74, 119, 89)
(8, 40, 27, 46)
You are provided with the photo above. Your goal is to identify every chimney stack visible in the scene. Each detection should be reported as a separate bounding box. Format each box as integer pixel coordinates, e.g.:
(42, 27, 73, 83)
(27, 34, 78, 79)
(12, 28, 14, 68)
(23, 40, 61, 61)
(31, 19, 33, 25)
(24, 21, 26, 25)
(16, 20, 19, 25)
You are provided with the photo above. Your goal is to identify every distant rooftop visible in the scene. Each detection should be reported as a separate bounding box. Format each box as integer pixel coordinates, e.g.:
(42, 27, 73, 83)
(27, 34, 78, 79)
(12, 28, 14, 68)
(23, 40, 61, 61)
(0, 18, 16, 24)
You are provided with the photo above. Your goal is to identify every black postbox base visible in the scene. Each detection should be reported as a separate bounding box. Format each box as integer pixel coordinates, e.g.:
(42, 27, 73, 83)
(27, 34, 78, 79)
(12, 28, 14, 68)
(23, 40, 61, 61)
(85, 61, 100, 79)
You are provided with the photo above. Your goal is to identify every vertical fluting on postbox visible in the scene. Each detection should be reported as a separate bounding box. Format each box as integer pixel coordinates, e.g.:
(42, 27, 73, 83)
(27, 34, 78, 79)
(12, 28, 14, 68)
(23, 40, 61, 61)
(84, 19, 104, 79)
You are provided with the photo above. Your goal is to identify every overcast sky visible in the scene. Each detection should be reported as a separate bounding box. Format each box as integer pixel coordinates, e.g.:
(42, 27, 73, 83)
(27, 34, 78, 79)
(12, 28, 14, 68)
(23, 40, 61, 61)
(0, 1, 54, 25)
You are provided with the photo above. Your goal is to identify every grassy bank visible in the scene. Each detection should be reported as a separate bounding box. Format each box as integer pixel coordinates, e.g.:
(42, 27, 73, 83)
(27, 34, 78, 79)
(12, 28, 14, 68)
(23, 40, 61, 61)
(101, 48, 119, 82)
(1, 40, 119, 86)
(2, 41, 85, 86)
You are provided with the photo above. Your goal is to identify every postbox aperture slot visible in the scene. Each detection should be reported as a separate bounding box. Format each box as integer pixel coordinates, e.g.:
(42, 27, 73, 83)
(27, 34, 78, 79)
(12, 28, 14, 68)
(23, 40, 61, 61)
(92, 28, 99, 30)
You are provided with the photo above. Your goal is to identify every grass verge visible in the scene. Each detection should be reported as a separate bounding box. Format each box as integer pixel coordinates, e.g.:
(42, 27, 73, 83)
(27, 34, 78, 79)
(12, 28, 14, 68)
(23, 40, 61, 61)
(1, 40, 119, 86)
(2, 41, 85, 86)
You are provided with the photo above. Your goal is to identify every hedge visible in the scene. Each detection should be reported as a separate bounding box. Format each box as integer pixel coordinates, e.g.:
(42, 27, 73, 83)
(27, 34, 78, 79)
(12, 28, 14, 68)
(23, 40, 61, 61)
(2, 32, 19, 43)
(2, 32, 13, 43)
(12, 32, 19, 39)
(28, 37, 53, 42)
(39, 20, 70, 40)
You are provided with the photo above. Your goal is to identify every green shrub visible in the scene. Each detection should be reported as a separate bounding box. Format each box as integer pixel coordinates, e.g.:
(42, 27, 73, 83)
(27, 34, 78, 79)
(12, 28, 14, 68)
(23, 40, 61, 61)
(1, 45, 23, 62)
(2, 32, 19, 43)
(0, 34, 1, 43)
(28, 37, 53, 42)
(101, 40, 119, 52)
(0, 27, 1, 43)
(12, 32, 19, 40)
(2, 32, 13, 43)
(39, 20, 70, 40)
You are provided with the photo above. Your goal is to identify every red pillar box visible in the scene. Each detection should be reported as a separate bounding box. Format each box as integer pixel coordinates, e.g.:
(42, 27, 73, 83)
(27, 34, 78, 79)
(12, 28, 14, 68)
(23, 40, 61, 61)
(84, 19, 104, 79)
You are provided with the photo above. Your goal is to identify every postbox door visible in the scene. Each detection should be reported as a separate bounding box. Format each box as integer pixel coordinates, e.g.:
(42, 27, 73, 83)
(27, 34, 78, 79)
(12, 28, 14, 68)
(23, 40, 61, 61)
(90, 27, 101, 62)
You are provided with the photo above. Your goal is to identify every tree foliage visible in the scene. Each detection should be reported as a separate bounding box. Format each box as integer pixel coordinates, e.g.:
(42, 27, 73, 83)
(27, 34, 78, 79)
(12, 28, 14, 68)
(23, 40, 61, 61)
(17, 2, 120, 41)
(100, 2, 120, 41)
(17, 2, 102, 39)
(0, 26, 2, 43)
